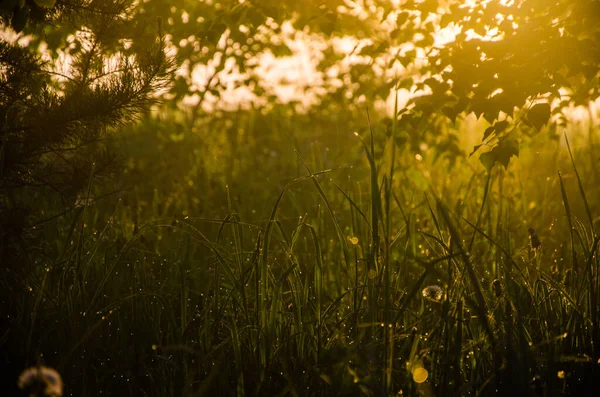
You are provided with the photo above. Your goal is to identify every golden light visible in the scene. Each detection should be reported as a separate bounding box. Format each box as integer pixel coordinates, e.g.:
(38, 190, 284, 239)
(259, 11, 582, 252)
(412, 367, 429, 383)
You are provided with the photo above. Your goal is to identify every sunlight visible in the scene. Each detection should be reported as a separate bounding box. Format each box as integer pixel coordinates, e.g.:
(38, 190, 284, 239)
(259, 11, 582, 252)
(3, 1, 600, 396)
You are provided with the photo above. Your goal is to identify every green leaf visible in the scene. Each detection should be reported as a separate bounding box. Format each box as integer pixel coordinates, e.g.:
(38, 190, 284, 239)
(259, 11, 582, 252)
(527, 103, 551, 131)
(479, 151, 496, 172)
(478, 138, 519, 171)
(494, 138, 519, 169)
(34, 0, 56, 8)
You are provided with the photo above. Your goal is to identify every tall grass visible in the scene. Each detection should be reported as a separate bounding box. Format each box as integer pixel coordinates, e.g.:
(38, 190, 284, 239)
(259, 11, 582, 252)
(2, 105, 600, 396)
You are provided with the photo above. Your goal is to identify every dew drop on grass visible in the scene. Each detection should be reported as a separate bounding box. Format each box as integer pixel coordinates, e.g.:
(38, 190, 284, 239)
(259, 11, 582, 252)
(412, 367, 428, 383)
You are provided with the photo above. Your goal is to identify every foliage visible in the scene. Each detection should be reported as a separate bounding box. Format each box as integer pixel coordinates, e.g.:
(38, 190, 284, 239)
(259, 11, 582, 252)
(0, 0, 173, 255)
(12, 1, 600, 170)
(409, 0, 600, 169)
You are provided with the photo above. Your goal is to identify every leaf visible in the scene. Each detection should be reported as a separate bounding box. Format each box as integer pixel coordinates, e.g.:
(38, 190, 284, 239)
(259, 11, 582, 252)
(396, 131, 409, 146)
(479, 151, 496, 172)
(205, 23, 227, 45)
(469, 144, 483, 158)
(272, 44, 292, 57)
(34, 0, 56, 8)
(495, 148, 512, 169)
(10, 5, 28, 33)
(396, 12, 409, 27)
(483, 110, 499, 124)
(319, 12, 337, 36)
(501, 138, 519, 157)
(398, 78, 413, 90)
(494, 138, 519, 169)
(359, 44, 376, 56)
(494, 120, 509, 134)
(440, 13, 453, 27)
(478, 138, 519, 171)
(171, 76, 189, 99)
(443, 106, 458, 124)
(483, 126, 495, 141)
(527, 103, 551, 131)
(418, 0, 438, 14)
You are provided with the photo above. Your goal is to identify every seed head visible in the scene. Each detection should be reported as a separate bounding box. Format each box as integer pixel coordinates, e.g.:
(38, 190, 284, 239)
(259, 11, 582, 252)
(18, 366, 63, 397)
(422, 285, 443, 303)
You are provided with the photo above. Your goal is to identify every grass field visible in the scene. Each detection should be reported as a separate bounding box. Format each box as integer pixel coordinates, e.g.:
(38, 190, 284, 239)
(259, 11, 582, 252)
(3, 102, 600, 396)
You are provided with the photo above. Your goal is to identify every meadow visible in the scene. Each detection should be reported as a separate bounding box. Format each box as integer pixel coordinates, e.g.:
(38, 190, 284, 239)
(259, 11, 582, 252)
(4, 100, 600, 396)
(2, 1, 600, 396)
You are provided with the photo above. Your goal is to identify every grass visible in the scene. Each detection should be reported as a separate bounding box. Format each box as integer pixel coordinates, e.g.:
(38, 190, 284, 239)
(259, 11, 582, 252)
(2, 104, 600, 396)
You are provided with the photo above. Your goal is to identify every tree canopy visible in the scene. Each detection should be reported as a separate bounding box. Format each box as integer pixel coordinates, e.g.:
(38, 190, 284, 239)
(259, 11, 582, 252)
(2, 0, 600, 236)
(6, 0, 599, 171)
(1, 0, 173, 250)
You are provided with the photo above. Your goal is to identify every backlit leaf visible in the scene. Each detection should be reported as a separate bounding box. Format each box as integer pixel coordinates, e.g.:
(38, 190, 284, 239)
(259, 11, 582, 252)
(483, 126, 495, 141)
(479, 151, 496, 172)
(527, 103, 551, 131)
(494, 120, 509, 134)
(469, 144, 483, 158)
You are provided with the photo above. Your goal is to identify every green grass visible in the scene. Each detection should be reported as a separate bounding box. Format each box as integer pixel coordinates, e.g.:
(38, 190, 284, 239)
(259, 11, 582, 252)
(3, 105, 600, 396)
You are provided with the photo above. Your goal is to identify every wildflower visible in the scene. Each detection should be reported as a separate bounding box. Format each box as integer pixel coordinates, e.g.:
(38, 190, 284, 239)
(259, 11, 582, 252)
(18, 366, 63, 397)
(492, 279, 503, 298)
(422, 285, 443, 303)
